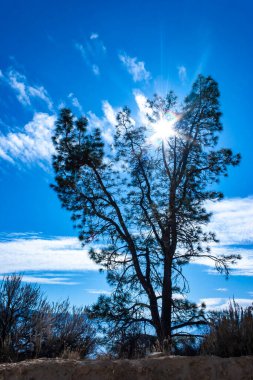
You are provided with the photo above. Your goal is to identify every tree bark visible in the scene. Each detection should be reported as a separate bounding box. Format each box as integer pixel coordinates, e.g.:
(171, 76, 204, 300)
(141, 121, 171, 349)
(161, 253, 172, 349)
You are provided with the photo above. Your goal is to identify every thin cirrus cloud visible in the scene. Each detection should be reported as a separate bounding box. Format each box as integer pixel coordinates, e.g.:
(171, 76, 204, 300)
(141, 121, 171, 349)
(119, 52, 151, 82)
(178, 65, 187, 84)
(1, 197, 253, 277)
(0, 233, 99, 274)
(0, 112, 56, 168)
(0, 274, 79, 286)
(0, 69, 53, 110)
(68, 92, 83, 113)
(192, 196, 253, 276)
(86, 289, 111, 295)
(207, 197, 253, 245)
(90, 33, 99, 40)
(216, 288, 228, 292)
(75, 33, 106, 76)
(199, 297, 253, 310)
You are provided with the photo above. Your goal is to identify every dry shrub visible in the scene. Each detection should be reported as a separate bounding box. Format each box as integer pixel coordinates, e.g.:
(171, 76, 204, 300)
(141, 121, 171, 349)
(60, 347, 81, 360)
(0, 275, 97, 362)
(201, 300, 253, 357)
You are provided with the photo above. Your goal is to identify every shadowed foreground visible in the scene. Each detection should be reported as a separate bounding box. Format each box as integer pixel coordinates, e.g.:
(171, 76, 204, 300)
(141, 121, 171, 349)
(1, 357, 253, 380)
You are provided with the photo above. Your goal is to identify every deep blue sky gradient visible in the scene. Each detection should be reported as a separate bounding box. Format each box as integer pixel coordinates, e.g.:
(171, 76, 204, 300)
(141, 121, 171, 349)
(0, 0, 253, 308)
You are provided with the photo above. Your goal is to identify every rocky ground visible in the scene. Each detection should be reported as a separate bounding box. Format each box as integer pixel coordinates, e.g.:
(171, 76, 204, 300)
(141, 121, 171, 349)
(0, 356, 253, 379)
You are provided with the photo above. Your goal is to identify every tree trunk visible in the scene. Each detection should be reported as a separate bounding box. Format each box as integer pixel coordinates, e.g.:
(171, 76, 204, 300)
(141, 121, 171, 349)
(161, 253, 173, 353)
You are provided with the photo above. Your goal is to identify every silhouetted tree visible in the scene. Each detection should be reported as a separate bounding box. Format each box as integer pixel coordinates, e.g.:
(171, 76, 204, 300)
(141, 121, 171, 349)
(0, 275, 97, 361)
(51, 75, 240, 348)
(0, 274, 42, 360)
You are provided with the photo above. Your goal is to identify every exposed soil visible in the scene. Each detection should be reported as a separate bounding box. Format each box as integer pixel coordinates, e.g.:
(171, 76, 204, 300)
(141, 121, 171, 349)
(0, 356, 253, 380)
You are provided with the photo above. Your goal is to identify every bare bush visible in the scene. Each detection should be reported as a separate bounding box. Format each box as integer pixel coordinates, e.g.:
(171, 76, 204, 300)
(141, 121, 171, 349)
(201, 300, 253, 357)
(31, 299, 97, 358)
(0, 274, 42, 361)
(0, 275, 97, 362)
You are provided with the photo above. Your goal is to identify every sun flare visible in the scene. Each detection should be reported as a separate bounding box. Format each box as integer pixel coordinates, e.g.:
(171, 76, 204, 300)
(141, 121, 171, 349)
(150, 111, 179, 143)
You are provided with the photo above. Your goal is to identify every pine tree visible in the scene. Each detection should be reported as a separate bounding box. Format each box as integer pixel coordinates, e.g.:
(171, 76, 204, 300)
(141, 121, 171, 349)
(51, 75, 240, 348)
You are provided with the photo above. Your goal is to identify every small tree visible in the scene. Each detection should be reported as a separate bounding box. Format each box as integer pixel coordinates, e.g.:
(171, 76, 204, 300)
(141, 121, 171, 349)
(0, 274, 42, 360)
(52, 75, 240, 348)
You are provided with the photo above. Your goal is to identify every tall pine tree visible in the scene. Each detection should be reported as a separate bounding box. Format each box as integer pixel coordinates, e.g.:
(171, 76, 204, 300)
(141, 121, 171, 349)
(51, 75, 240, 348)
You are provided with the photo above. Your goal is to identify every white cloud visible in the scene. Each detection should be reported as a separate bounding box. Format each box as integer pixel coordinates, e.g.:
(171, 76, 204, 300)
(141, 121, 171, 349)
(200, 297, 253, 310)
(75, 43, 101, 76)
(178, 65, 187, 83)
(88, 100, 118, 144)
(207, 197, 253, 245)
(92, 64, 100, 76)
(68, 93, 83, 113)
(28, 85, 53, 110)
(133, 90, 153, 124)
(0, 274, 79, 286)
(75, 42, 87, 61)
(193, 246, 253, 276)
(200, 297, 224, 308)
(0, 112, 56, 167)
(189, 197, 253, 276)
(9, 70, 30, 105)
(119, 53, 151, 82)
(7, 69, 53, 110)
(102, 100, 117, 126)
(89, 111, 113, 144)
(90, 33, 99, 40)
(58, 101, 66, 109)
(75, 35, 106, 76)
(86, 289, 111, 295)
(216, 288, 228, 292)
(0, 235, 99, 274)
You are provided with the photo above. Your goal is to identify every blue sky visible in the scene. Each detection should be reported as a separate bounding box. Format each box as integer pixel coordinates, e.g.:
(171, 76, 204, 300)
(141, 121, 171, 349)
(0, 0, 253, 309)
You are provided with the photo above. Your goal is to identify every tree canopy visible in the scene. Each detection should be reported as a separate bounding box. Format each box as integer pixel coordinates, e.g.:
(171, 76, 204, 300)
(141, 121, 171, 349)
(51, 75, 240, 348)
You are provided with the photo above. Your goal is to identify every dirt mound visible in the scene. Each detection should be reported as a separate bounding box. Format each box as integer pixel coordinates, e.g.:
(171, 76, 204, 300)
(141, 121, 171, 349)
(0, 356, 253, 379)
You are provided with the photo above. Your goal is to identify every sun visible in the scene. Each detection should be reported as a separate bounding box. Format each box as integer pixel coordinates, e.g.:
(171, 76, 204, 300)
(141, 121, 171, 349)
(150, 111, 179, 143)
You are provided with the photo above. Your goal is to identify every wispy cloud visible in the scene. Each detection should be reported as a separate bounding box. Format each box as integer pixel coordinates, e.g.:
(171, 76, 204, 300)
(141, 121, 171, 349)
(119, 52, 151, 82)
(133, 90, 152, 124)
(189, 197, 253, 276)
(92, 64, 100, 76)
(102, 100, 117, 126)
(0, 234, 99, 274)
(207, 197, 253, 245)
(68, 93, 83, 113)
(0, 112, 56, 168)
(216, 288, 228, 292)
(86, 288, 111, 295)
(75, 34, 106, 76)
(193, 246, 253, 277)
(2, 69, 53, 110)
(90, 33, 99, 40)
(200, 297, 253, 310)
(88, 100, 118, 144)
(0, 274, 79, 286)
(178, 65, 187, 84)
